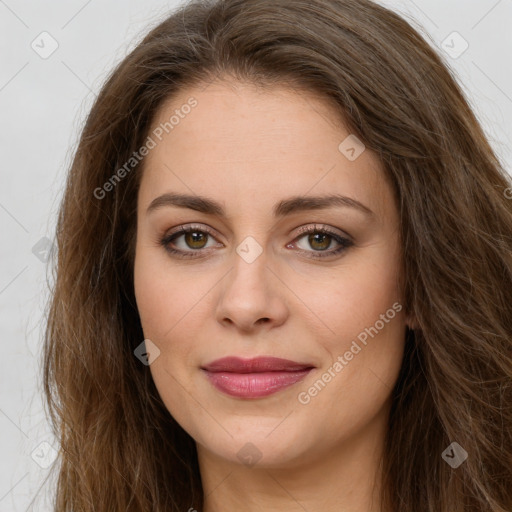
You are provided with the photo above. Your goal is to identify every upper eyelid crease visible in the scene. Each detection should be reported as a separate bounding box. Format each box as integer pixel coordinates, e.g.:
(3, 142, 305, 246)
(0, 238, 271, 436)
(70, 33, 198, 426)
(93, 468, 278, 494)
(146, 192, 375, 219)
(165, 222, 352, 245)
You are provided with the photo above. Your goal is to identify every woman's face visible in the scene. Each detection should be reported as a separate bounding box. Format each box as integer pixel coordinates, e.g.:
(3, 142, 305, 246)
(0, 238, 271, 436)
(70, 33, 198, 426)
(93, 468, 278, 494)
(134, 79, 407, 469)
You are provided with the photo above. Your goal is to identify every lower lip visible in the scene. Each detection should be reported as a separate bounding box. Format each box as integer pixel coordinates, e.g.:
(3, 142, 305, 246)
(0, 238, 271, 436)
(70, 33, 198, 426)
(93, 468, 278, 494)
(203, 369, 312, 398)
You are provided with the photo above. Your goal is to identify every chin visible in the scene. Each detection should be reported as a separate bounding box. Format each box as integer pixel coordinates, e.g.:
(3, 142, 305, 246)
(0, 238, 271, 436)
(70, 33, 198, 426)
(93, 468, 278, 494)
(193, 415, 324, 470)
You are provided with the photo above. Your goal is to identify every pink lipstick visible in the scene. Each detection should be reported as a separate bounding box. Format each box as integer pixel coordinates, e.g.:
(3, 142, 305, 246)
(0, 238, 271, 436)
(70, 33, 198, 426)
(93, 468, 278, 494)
(201, 356, 314, 398)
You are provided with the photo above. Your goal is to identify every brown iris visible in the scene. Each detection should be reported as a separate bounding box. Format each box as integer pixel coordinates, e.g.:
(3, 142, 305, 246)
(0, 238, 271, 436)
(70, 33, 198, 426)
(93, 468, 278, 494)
(185, 231, 208, 249)
(308, 232, 331, 251)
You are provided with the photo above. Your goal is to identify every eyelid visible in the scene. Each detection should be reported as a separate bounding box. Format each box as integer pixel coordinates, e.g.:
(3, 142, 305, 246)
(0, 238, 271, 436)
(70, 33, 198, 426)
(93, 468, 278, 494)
(163, 222, 351, 243)
(165, 223, 219, 239)
(294, 223, 352, 240)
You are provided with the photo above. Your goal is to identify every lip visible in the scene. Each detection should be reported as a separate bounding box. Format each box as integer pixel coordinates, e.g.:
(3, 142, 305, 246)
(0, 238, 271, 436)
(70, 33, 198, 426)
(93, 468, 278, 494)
(201, 357, 315, 398)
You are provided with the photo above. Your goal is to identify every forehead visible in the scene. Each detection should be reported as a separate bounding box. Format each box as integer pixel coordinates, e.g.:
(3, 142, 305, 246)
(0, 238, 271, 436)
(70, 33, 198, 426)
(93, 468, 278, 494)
(148, 79, 347, 156)
(139, 80, 393, 222)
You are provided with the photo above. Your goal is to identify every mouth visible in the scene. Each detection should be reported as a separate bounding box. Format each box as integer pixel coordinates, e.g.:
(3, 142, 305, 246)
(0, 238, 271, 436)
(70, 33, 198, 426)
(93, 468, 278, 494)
(201, 356, 315, 399)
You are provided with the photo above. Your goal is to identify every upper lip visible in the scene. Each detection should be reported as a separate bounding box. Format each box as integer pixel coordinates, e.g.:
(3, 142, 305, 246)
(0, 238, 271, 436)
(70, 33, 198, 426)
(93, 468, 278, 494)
(201, 356, 314, 373)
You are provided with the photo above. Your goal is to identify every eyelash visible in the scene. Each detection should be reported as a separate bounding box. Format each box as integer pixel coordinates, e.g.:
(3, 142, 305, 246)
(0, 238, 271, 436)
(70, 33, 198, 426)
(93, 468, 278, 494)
(159, 223, 354, 260)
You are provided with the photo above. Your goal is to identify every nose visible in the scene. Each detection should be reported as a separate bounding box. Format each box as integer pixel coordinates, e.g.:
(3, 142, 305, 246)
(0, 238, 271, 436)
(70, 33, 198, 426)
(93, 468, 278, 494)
(215, 246, 289, 333)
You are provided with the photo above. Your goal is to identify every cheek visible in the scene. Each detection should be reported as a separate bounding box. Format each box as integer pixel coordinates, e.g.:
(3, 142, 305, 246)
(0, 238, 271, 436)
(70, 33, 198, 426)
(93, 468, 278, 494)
(134, 240, 191, 336)
(133, 242, 181, 340)
(133, 248, 161, 337)
(297, 244, 402, 350)
(295, 239, 405, 408)
(133, 243, 216, 359)
(133, 247, 203, 422)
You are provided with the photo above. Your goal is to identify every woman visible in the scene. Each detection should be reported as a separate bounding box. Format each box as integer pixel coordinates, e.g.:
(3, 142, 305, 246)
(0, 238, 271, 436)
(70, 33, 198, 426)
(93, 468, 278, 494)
(41, 0, 512, 510)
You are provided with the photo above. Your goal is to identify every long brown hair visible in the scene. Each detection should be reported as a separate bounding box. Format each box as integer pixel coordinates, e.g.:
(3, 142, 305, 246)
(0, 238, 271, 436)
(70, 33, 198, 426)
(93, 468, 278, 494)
(41, 0, 512, 510)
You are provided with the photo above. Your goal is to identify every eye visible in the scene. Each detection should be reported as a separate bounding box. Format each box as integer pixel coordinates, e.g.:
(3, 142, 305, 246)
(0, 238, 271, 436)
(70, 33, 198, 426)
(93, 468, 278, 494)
(159, 223, 353, 260)
(289, 224, 353, 259)
(160, 224, 220, 258)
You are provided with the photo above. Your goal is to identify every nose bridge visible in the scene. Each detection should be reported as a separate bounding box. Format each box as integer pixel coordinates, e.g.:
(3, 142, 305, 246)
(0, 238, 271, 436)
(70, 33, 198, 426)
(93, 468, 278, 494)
(215, 236, 287, 330)
(227, 238, 271, 305)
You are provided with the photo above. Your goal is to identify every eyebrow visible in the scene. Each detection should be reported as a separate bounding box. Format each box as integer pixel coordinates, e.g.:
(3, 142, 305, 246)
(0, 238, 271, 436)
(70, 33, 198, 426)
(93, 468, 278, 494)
(146, 192, 375, 218)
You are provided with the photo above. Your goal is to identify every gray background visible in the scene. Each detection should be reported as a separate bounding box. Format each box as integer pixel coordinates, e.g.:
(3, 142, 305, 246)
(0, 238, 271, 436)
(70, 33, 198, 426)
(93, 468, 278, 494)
(0, 0, 511, 510)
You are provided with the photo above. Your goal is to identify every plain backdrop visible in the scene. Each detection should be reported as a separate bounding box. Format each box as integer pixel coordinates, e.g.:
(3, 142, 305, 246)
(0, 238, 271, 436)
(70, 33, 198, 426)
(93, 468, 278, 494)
(0, 0, 511, 510)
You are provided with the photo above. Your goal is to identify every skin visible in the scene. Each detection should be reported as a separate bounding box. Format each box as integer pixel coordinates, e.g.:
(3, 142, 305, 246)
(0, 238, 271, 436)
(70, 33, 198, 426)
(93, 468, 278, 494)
(133, 77, 411, 512)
